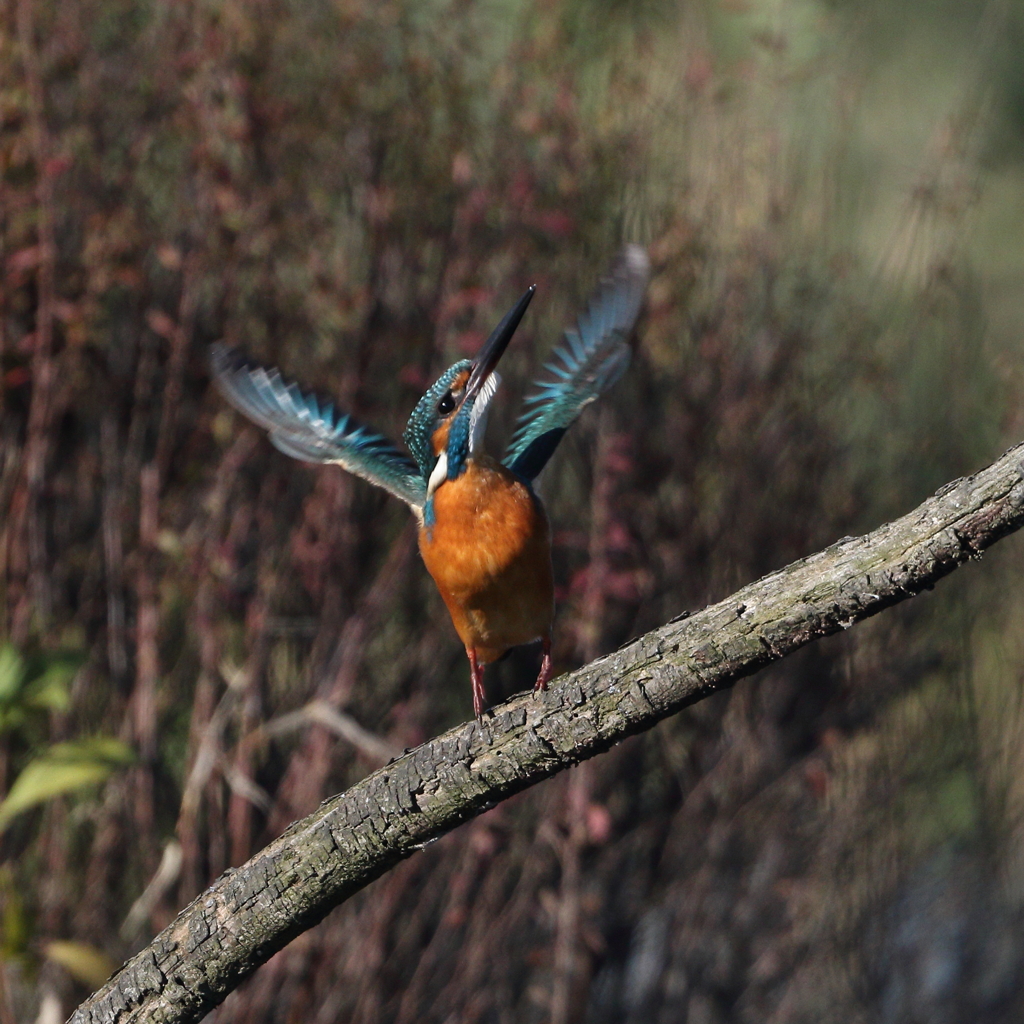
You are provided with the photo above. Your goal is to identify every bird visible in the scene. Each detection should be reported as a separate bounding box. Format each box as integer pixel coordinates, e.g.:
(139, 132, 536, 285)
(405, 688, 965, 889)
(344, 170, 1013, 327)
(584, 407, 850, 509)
(211, 244, 650, 720)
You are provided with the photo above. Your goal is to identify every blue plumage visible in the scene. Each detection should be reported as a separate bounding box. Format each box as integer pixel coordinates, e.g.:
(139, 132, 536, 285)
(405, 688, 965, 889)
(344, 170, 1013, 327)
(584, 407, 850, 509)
(211, 245, 649, 517)
(445, 404, 473, 481)
(210, 344, 427, 509)
(402, 361, 471, 480)
(504, 244, 650, 481)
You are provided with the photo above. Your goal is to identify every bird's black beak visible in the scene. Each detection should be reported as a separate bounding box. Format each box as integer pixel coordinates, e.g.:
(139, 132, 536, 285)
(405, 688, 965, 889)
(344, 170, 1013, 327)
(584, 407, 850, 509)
(465, 285, 535, 400)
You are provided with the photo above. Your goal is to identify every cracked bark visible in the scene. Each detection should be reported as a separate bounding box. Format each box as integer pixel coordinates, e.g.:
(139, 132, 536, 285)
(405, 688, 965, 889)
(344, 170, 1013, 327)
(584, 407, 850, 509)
(70, 442, 1024, 1024)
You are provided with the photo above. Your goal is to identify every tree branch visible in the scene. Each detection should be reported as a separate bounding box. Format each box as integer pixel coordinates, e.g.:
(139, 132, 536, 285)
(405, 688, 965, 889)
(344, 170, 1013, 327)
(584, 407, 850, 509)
(71, 442, 1024, 1024)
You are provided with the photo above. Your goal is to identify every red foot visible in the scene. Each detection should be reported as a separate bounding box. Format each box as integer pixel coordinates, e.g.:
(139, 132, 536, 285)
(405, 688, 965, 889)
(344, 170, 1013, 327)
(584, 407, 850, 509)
(468, 647, 487, 721)
(534, 636, 553, 694)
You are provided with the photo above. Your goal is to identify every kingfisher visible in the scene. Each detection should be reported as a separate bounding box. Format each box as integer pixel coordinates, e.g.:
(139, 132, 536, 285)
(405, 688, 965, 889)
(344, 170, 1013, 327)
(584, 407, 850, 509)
(212, 245, 649, 719)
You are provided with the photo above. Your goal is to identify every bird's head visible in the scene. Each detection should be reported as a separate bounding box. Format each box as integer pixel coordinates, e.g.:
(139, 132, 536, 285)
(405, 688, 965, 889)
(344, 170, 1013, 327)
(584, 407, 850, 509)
(403, 285, 535, 498)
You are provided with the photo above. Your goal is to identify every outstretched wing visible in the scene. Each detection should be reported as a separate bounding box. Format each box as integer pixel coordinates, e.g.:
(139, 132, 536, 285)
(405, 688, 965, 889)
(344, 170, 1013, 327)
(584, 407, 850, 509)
(503, 244, 650, 481)
(211, 344, 426, 510)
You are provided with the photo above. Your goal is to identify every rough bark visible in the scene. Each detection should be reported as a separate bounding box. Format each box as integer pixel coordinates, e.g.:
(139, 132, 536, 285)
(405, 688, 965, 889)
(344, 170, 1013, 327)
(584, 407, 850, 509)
(70, 442, 1024, 1024)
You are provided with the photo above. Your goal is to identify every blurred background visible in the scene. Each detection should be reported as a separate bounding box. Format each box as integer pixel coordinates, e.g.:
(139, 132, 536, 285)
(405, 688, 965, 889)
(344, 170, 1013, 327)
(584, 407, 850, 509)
(2, 0, 1024, 1020)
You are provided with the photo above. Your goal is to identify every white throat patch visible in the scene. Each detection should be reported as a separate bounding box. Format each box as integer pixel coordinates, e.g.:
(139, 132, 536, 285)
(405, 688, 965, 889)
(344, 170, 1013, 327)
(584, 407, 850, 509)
(426, 450, 448, 500)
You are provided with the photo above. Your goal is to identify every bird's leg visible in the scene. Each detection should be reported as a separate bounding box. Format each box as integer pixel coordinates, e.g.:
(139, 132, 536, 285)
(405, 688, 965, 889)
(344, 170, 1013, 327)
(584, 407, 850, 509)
(534, 636, 553, 694)
(468, 647, 487, 721)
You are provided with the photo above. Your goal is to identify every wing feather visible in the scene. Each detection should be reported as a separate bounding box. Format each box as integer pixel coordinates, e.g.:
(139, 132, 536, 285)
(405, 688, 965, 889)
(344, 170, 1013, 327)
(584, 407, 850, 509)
(211, 344, 425, 509)
(504, 245, 650, 481)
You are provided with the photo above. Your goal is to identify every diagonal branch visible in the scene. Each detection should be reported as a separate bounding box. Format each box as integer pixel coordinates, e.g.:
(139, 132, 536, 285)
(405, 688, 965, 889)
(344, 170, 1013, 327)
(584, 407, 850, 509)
(71, 442, 1024, 1024)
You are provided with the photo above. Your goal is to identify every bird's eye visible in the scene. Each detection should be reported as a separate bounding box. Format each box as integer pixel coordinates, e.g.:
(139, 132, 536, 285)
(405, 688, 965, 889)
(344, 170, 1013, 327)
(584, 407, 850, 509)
(437, 392, 456, 415)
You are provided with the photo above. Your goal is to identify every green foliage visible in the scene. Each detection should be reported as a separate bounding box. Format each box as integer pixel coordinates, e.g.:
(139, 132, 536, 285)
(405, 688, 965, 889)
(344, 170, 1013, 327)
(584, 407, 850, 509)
(0, 867, 29, 962)
(44, 941, 119, 990)
(0, 645, 77, 736)
(0, 738, 134, 834)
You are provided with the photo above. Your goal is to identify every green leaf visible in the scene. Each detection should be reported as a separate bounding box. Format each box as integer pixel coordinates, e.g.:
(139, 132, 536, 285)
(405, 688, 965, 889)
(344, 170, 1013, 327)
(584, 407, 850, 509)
(23, 659, 78, 712)
(0, 645, 26, 704)
(0, 738, 134, 832)
(45, 941, 119, 989)
(57, 737, 135, 767)
(0, 708, 26, 735)
(0, 867, 28, 959)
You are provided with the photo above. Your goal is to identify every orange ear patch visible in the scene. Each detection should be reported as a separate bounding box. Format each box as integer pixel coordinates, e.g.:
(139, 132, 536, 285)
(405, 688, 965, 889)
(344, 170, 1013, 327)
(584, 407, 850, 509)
(431, 419, 452, 457)
(428, 369, 473, 455)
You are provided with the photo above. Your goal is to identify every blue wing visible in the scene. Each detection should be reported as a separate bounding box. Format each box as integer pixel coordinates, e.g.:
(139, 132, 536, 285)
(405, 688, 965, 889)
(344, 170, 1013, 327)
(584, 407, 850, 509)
(504, 244, 650, 481)
(211, 344, 426, 510)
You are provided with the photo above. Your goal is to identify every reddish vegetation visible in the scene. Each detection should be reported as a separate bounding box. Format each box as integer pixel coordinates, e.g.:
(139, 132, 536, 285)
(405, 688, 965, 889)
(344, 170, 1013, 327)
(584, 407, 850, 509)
(0, 0, 1018, 1021)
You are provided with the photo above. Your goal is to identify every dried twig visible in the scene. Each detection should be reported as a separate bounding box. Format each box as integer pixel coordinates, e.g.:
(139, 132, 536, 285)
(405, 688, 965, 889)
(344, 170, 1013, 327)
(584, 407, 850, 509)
(268, 522, 414, 833)
(176, 431, 258, 899)
(11, 0, 57, 641)
(101, 413, 128, 684)
(551, 408, 616, 1024)
(154, 261, 200, 481)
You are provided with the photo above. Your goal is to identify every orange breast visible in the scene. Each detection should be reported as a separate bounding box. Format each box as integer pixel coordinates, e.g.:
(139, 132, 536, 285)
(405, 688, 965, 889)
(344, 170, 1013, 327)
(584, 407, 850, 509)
(419, 455, 554, 664)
